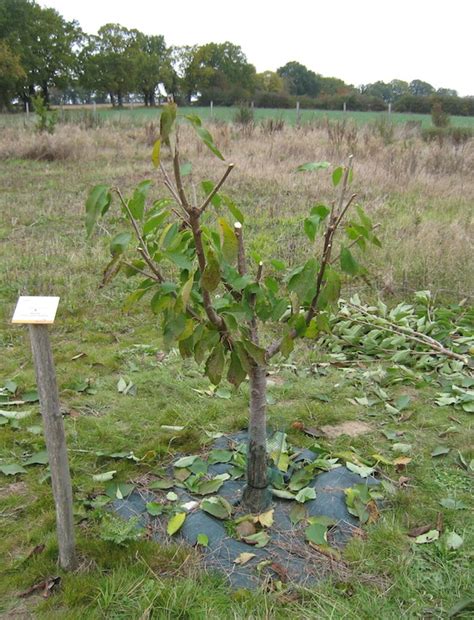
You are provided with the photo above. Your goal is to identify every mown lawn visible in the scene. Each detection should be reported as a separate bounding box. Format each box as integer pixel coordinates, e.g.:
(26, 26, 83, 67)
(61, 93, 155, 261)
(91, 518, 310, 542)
(0, 117, 472, 619)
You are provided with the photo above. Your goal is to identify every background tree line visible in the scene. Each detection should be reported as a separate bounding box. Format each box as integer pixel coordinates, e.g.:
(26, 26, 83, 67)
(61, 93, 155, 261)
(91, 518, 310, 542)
(1, 0, 473, 115)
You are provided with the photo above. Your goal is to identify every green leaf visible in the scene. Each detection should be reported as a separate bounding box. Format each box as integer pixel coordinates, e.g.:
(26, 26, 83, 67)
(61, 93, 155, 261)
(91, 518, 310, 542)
(149, 478, 175, 490)
(197, 533, 209, 547)
(174, 455, 198, 468)
(305, 522, 328, 545)
(201, 180, 222, 208)
(270, 259, 285, 271)
(340, 246, 359, 276)
(288, 258, 318, 304)
(85, 184, 111, 237)
(127, 181, 152, 220)
(270, 488, 296, 500)
(439, 498, 467, 510)
(295, 487, 317, 503)
(240, 339, 266, 367)
(24, 451, 49, 466)
(92, 470, 116, 482)
(151, 139, 161, 167)
(205, 342, 225, 385)
(201, 248, 221, 292)
(289, 503, 307, 526)
(194, 478, 224, 495)
(227, 349, 247, 388)
(208, 449, 233, 464)
(187, 117, 224, 160)
(345, 462, 375, 478)
(146, 501, 165, 516)
(160, 103, 177, 146)
(332, 166, 343, 187)
(218, 218, 238, 263)
(296, 161, 330, 172)
(110, 232, 132, 257)
(0, 463, 27, 476)
(242, 531, 270, 548)
(222, 195, 244, 224)
(200, 495, 232, 519)
(431, 446, 450, 457)
(104, 482, 135, 499)
(143, 209, 170, 236)
(167, 512, 186, 535)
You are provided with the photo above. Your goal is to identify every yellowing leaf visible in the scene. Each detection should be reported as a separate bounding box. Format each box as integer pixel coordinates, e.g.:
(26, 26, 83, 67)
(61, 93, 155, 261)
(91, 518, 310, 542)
(257, 509, 274, 528)
(234, 552, 256, 565)
(218, 217, 238, 263)
(167, 512, 186, 536)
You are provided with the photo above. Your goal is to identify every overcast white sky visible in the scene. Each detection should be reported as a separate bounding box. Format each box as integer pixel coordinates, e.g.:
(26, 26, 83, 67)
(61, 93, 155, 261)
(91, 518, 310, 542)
(41, 0, 473, 96)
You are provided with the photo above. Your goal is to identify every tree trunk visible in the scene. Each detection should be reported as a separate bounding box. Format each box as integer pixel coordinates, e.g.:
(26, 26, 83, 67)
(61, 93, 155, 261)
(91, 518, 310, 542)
(117, 91, 123, 108)
(242, 364, 271, 512)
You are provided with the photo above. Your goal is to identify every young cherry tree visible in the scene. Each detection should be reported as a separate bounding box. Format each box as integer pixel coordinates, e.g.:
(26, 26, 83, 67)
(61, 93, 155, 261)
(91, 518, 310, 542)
(85, 104, 380, 512)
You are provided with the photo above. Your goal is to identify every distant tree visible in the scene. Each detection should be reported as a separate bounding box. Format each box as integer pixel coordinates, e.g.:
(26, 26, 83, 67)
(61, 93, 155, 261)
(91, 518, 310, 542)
(255, 71, 284, 93)
(175, 42, 256, 104)
(0, 41, 25, 109)
(360, 81, 392, 103)
(436, 87, 458, 97)
(135, 33, 173, 106)
(277, 61, 320, 97)
(0, 0, 82, 105)
(409, 79, 435, 97)
(389, 79, 409, 101)
(80, 24, 140, 107)
(170, 45, 199, 103)
(318, 76, 352, 96)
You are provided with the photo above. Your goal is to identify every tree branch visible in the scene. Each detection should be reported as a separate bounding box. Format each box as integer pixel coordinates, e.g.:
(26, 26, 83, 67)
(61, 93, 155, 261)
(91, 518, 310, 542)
(198, 163, 235, 215)
(115, 189, 164, 283)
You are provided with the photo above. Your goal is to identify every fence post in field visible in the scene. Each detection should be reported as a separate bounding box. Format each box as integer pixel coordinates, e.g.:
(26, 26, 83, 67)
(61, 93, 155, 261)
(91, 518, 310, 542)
(296, 100, 301, 126)
(93, 100, 97, 117)
(388, 102, 392, 115)
(210, 100, 214, 118)
(343, 101, 347, 112)
(26, 101, 29, 116)
(12, 297, 76, 571)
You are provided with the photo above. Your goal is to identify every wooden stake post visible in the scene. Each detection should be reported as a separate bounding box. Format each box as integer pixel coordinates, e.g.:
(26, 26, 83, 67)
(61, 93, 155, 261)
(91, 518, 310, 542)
(12, 297, 76, 570)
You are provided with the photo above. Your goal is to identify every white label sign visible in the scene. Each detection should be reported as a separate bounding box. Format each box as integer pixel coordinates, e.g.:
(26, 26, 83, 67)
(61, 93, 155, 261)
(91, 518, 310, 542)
(12, 296, 60, 324)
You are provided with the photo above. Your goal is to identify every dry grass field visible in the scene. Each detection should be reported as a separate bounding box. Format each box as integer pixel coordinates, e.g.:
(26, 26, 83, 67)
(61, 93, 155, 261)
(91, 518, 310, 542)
(0, 111, 472, 618)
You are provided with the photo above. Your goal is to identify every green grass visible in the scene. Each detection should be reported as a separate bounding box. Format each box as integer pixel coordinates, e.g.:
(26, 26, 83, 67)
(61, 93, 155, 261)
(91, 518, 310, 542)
(2, 105, 474, 130)
(0, 119, 472, 618)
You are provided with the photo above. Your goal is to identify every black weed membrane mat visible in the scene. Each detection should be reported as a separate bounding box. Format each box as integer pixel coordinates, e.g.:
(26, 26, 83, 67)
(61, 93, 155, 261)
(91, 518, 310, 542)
(112, 431, 380, 590)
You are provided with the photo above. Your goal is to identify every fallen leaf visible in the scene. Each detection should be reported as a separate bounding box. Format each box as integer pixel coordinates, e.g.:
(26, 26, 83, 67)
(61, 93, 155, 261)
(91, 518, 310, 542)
(431, 446, 450, 457)
(19, 576, 61, 598)
(92, 470, 116, 482)
(200, 496, 232, 519)
(25, 544, 45, 560)
(302, 426, 324, 438)
(345, 462, 375, 478)
(445, 531, 463, 550)
(270, 562, 288, 583)
(439, 498, 467, 510)
(414, 529, 439, 544)
(408, 524, 432, 538)
(196, 533, 209, 547)
(366, 500, 379, 524)
(71, 352, 87, 361)
(289, 503, 307, 526)
(295, 487, 317, 503)
(257, 509, 274, 528)
(305, 522, 328, 545)
(234, 552, 256, 565)
(0, 463, 27, 476)
(243, 531, 270, 548)
(167, 512, 186, 535)
(236, 520, 256, 538)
